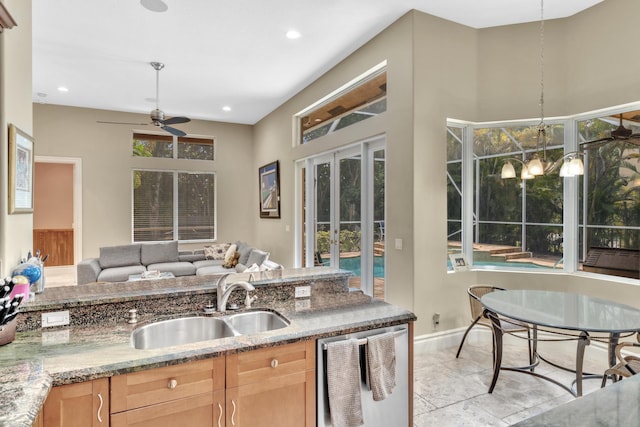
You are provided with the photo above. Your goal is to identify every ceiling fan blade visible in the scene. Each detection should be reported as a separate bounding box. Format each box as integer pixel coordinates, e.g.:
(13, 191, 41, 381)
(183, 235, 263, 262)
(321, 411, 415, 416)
(162, 125, 186, 137)
(162, 116, 190, 125)
(97, 120, 149, 125)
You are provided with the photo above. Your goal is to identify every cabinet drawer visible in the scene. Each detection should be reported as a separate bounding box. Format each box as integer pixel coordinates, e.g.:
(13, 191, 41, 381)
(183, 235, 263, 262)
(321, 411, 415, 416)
(111, 358, 224, 413)
(111, 391, 224, 427)
(226, 341, 314, 388)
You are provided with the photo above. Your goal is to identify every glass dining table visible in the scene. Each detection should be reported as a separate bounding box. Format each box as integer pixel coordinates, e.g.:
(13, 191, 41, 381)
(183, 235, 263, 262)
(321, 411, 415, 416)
(481, 289, 640, 397)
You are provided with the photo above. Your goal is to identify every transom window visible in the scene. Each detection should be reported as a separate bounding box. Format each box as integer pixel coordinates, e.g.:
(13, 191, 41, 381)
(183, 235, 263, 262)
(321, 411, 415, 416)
(296, 65, 387, 145)
(133, 132, 214, 161)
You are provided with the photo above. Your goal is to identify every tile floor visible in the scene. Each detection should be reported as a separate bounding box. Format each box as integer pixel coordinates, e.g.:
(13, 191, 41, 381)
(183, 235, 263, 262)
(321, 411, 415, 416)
(413, 334, 612, 426)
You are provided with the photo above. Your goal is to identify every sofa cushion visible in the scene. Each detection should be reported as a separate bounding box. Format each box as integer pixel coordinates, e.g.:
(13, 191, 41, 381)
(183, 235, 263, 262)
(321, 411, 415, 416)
(141, 241, 179, 265)
(179, 252, 206, 262)
(204, 243, 230, 260)
(238, 244, 253, 266)
(98, 265, 146, 282)
(100, 244, 142, 269)
(147, 261, 196, 277)
(246, 249, 269, 267)
(224, 244, 237, 263)
(193, 259, 225, 269)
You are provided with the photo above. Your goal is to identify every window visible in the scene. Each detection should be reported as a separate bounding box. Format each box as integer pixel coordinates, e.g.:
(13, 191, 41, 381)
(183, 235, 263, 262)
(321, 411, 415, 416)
(133, 170, 216, 242)
(448, 120, 565, 271)
(133, 133, 214, 161)
(297, 65, 387, 145)
(577, 112, 640, 271)
(449, 104, 640, 280)
(446, 125, 464, 269)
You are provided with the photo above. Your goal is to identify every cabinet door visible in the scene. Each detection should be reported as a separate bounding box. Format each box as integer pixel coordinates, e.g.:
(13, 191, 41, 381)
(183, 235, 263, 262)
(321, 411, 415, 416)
(226, 340, 315, 427)
(43, 378, 109, 427)
(111, 390, 224, 427)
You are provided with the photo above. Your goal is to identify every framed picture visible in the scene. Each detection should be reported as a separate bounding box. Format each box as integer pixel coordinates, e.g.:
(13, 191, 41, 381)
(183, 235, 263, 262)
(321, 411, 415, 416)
(8, 124, 34, 214)
(449, 253, 470, 272)
(259, 160, 280, 218)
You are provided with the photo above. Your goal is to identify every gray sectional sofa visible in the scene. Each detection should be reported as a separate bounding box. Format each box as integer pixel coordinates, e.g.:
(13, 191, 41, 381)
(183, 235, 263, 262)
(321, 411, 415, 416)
(76, 241, 279, 285)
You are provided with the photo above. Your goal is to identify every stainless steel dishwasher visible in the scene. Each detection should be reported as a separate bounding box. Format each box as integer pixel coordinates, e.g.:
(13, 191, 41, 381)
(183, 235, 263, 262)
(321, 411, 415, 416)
(317, 324, 409, 427)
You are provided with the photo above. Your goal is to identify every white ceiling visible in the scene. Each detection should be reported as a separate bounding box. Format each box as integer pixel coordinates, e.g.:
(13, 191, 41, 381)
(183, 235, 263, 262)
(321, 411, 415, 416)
(32, 0, 603, 125)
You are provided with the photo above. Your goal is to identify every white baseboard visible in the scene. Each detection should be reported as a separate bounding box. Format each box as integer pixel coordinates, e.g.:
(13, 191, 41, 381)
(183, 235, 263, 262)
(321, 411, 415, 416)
(413, 327, 611, 357)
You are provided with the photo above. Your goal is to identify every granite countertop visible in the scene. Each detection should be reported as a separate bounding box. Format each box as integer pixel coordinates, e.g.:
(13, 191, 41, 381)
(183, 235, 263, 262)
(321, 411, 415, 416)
(0, 268, 416, 427)
(512, 373, 640, 426)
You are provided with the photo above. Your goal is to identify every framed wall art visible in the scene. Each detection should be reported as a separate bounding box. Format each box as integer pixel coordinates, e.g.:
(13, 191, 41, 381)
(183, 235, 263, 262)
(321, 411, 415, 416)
(8, 124, 34, 214)
(259, 160, 280, 218)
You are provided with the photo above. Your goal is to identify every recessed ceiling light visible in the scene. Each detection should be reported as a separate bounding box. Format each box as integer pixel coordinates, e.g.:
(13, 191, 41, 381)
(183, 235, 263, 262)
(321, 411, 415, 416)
(140, 0, 168, 13)
(285, 29, 301, 40)
(222, 106, 232, 112)
(57, 86, 69, 92)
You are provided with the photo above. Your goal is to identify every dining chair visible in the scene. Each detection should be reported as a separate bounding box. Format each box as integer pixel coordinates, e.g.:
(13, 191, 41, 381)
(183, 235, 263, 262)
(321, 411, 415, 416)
(456, 285, 534, 365)
(601, 334, 640, 387)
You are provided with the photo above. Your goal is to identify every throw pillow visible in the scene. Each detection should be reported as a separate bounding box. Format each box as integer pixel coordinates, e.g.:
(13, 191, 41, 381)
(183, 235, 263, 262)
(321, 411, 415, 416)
(224, 244, 237, 264)
(246, 249, 269, 267)
(223, 251, 240, 268)
(238, 244, 253, 265)
(205, 243, 230, 260)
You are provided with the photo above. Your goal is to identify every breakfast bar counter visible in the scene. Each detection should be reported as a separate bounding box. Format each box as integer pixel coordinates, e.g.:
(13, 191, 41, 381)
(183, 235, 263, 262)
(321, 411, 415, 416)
(0, 268, 416, 427)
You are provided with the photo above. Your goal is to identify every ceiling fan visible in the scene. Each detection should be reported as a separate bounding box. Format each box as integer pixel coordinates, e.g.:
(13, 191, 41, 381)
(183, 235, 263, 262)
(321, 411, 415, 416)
(582, 114, 640, 150)
(98, 62, 190, 137)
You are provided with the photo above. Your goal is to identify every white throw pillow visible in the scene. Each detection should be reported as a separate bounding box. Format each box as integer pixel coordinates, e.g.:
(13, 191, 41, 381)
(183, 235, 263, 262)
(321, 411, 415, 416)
(224, 244, 237, 264)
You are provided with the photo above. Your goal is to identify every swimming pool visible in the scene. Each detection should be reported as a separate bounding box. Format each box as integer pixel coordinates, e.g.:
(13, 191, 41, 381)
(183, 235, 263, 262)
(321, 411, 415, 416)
(339, 256, 385, 277)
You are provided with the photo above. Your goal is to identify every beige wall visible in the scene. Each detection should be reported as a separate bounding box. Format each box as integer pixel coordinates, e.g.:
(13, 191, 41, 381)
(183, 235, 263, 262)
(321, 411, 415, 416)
(0, 0, 32, 277)
(254, 0, 640, 337)
(33, 104, 257, 259)
(34, 163, 73, 229)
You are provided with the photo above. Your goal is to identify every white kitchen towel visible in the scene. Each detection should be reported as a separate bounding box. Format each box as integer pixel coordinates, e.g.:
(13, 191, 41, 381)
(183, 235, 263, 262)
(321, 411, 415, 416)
(326, 339, 364, 427)
(366, 332, 396, 401)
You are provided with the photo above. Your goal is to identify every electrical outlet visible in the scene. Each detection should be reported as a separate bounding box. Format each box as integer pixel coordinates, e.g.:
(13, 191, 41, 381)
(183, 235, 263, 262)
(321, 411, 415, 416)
(295, 285, 311, 298)
(295, 299, 311, 310)
(42, 310, 70, 328)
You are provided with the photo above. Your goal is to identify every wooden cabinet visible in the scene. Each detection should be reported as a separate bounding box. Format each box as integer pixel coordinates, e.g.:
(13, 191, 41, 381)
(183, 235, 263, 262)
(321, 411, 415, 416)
(225, 340, 315, 427)
(110, 358, 225, 427)
(42, 378, 109, 427)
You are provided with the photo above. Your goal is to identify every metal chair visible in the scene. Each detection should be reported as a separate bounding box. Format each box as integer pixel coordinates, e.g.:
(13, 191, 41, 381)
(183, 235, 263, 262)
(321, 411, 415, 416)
(456, 285, 533, 365)
(601, 334, 640, 387)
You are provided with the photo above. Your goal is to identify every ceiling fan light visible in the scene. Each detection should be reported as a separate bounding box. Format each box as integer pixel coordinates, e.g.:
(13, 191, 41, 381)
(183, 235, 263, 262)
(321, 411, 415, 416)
(501, 161, 516, 179)
(527, 157, 544, 176)
(568, 158, 584, 175)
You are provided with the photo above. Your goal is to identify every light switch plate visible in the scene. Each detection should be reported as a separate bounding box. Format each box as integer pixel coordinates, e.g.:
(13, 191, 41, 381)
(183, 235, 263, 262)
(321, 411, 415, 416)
(295, 286, 311, 298)
(42, 310, 70, 328)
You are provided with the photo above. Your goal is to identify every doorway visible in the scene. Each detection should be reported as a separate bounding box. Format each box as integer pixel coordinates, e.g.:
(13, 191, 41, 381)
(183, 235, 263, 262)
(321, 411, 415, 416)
(300, 136, 386, 299)
(34, 156, 82, 267)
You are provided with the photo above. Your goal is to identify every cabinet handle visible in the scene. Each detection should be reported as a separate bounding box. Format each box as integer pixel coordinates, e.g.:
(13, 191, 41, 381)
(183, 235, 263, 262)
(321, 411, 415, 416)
(231, 399, 237, 426)
(167, 378, 178, 389)
(217, 402, 223, 427)
(271, 358, 279, 368)
(97, 392, 104, 423)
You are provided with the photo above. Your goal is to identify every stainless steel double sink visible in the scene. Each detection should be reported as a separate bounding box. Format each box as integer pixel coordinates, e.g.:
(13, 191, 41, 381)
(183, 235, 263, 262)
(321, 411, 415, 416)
(131, 310, 289, 350)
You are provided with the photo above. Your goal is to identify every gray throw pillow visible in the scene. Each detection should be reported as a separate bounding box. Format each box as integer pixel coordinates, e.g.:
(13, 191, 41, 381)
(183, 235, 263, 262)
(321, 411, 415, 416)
(141, 241, 179, 265)
(238, 244, 253, 265)
(100, 244, 142, 268)
(246, 249, 269, 267)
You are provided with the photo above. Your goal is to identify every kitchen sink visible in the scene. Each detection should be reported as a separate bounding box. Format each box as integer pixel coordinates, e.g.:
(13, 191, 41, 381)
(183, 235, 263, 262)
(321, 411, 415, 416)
(131, 317, 237, 350)
(224, 310, 290, 335)
(131, 310, 289, 350)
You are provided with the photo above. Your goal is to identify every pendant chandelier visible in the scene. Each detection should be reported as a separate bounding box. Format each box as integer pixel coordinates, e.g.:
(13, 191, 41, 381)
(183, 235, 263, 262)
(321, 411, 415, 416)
(501, 0, 584, 180)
